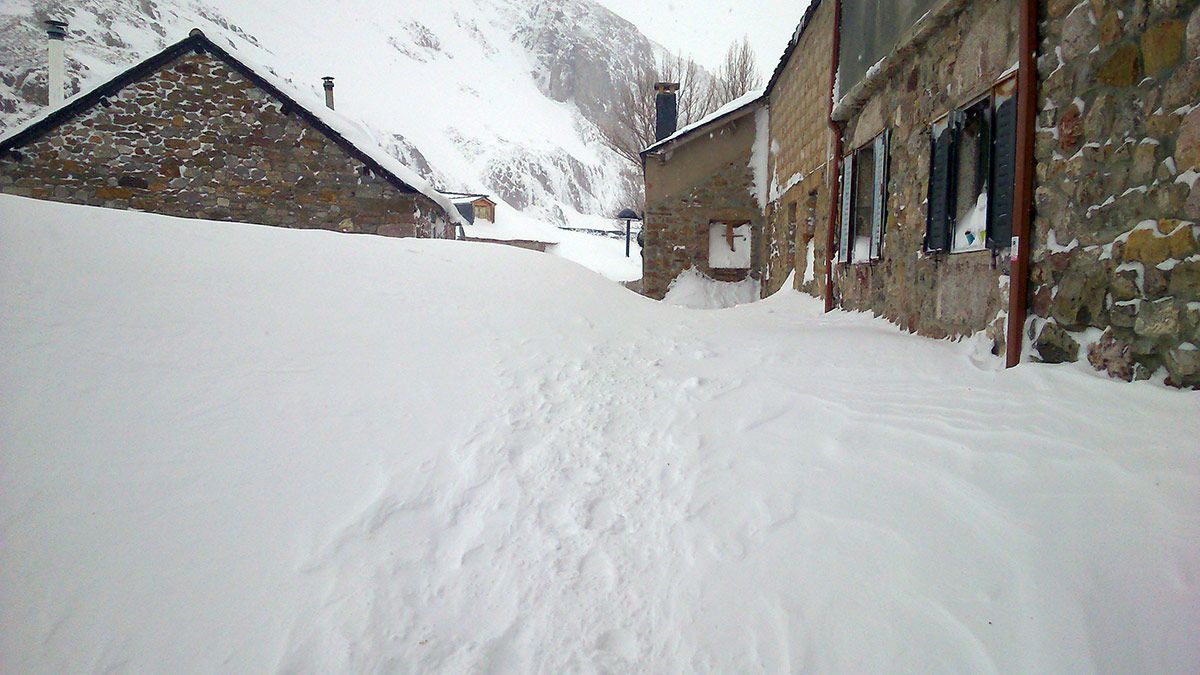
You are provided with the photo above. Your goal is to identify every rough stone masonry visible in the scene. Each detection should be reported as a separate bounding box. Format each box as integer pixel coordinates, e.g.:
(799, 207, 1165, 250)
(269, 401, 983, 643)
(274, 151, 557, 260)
(0, 48, 450, 239)
(1032, 0, 1200, 387)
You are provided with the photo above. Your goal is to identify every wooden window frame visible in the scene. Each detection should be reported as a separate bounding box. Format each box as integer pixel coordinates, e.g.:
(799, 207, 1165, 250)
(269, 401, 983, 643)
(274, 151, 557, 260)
(925, 76, 1019, 256)
(837, 130, 890, 265)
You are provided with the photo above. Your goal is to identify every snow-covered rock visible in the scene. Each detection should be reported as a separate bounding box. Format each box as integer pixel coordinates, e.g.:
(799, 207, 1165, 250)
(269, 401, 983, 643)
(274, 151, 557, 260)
(0, 0, 659, 222)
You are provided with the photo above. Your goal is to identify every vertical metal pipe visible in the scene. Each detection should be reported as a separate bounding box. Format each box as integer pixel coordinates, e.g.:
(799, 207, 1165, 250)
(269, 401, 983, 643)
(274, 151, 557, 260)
(824, 0, 843, 313)
(626, 221, 631, 257)
(1005, 0, 1039, 367)
(322, 77, 335, 110)
(46, 20, 68, 107)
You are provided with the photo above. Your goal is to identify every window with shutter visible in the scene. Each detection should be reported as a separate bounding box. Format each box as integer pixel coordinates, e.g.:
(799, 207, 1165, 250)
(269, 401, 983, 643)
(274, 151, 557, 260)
(926, 115, 956, 252)
(870, 130, 890, 260)
(989, 79, 1018, 249)
(851, 143, 876, 262)
(838, 155, 853, 264)
(951, 101, 991, 252)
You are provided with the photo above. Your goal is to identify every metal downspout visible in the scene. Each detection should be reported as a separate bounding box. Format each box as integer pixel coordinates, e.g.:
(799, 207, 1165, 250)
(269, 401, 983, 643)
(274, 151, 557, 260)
(824, 0, 843, 314)
(1005, 0, 1039, 367)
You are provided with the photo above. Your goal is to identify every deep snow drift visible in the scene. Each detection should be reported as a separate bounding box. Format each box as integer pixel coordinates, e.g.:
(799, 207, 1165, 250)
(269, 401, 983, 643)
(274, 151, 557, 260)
(1, 195, 1198, 673)
(663, 266, 763, 309)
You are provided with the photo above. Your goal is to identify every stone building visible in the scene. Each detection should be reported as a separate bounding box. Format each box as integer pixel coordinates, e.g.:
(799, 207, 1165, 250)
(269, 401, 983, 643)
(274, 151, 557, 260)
(638, 1, 838, 302)
(1030, 0, 1200, 385)
(762, 0, 837, 298)
(829, 0, 1023, 346)
(640, 90, 768, 300)
(0, 28, 462, 238)
(827, 0, 1200, 386)
(641, 0, 1200, 386)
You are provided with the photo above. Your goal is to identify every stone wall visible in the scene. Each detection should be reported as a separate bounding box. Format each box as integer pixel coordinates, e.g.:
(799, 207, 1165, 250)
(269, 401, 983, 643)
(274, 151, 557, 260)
(765, 0, 837, 297)
(1030, 0, 1200, 387)
(465, 237, 550, 253)
(642, 109, 763, 299)
(831, 0, 1020, 346)
(0, 50, 450, 239)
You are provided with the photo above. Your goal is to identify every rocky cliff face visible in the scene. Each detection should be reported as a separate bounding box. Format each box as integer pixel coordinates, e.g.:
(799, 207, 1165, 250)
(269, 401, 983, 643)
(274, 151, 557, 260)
(518, 0, 655, 135)
(0, 0, 659, 222)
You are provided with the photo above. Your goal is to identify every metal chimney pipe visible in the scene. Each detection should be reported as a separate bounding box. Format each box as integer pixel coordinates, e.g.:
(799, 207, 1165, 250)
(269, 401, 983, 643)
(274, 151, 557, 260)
(654, 82, 680, 142)
(322, 77, 335, 110)
(45, 19, 68, 107)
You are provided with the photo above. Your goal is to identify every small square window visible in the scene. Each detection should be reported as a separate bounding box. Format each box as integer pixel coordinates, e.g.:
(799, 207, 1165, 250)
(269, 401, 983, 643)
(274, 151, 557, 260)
(709, 221, 752, 269)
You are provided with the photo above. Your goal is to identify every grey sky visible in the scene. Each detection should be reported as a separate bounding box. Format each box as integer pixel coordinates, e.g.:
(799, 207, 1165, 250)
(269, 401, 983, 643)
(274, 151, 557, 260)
(592, 0, 812, 78)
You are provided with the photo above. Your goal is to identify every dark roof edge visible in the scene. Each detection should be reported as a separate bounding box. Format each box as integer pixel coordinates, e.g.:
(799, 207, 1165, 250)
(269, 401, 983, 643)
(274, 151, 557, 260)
(0, 29, 427, 199)
(764, 0, 826, 96)
(0, 32, 201, 154)
(639, 93, 766, 158)
(441, 191, 494, 201)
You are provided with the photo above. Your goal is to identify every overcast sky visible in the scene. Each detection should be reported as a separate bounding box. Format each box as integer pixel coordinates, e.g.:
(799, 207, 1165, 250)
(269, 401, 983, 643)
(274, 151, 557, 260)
(592, 0, 811, 78)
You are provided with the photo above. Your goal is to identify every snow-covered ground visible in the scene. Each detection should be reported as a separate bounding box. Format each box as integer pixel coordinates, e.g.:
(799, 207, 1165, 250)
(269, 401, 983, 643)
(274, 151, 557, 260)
(2, 195, 1198, 673)
(551, 229, 642, 284)
(663, 267, 762, 309)
(461, 202, 642, 283)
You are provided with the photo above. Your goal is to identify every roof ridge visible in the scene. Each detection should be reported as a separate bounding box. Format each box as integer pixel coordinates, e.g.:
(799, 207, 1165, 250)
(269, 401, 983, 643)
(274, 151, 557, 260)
(764, 0, 826, 96)
(0, 28, 466, 226)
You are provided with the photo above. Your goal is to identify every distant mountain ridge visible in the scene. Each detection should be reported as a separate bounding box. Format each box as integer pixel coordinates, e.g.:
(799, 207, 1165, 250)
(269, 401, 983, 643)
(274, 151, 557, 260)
(0, 0, 664, 223)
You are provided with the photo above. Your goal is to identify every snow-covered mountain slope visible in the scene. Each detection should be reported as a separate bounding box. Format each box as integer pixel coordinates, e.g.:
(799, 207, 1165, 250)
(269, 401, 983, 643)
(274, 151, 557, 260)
(0, 0, 658, 222)
(3, 194, 1198, 672)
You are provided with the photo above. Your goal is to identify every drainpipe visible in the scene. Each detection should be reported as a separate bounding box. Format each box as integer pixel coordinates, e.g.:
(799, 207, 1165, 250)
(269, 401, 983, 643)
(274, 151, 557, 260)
(1005, 0, 1039, 367)
(823, 0, 843, 314)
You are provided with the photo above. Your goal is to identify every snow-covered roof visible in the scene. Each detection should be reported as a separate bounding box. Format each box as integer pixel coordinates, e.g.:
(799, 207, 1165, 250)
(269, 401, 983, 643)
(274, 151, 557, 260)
(0, 29, 467, 228)
(443, 192, 496, 206)
(461, 223, 560, 245)
(641, 89, 766, 156)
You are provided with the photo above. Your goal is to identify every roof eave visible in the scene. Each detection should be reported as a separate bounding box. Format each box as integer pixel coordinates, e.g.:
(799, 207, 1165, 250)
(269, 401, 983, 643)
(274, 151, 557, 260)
(764, 0, 826, 96)
(0, 29, 459, 221)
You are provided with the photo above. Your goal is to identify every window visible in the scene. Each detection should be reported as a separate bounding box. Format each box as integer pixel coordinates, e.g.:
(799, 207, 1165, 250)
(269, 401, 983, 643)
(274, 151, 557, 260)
(926, 78, 1018, 254)
(473, 202, 494, 222)
(709, 221, 752, 269)
(837, 131, 890, 264)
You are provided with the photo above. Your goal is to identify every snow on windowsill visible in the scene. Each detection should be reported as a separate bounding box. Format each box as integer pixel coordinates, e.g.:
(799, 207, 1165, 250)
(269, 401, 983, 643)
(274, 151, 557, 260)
(952, 192, 988, 253)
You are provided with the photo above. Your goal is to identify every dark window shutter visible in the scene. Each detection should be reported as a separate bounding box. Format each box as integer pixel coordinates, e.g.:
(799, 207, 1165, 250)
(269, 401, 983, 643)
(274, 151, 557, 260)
(870, 130, 890, 260)
(838, 155, 854, 264)
(989, 94, 1018, 248)
(925, 117, 957, 252)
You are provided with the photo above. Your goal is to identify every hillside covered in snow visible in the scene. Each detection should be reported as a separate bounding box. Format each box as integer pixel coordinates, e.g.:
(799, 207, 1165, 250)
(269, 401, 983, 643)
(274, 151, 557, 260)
(2, 194, 1198, 672)
(0, 0, 661, 224)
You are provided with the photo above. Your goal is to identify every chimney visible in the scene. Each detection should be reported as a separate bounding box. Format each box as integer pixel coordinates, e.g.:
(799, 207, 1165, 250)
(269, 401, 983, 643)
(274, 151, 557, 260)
(654, 82, 680, 142)
(322, 77, 335, 110)
(45, 19, 68, 107)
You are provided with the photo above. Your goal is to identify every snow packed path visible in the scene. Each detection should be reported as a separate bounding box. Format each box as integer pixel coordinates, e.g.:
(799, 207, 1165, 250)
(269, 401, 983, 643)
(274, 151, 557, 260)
(1, 195, 1197, 673)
